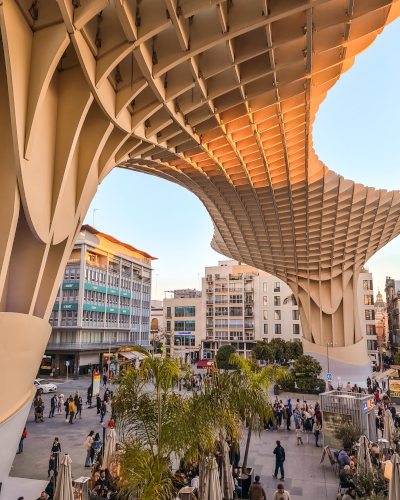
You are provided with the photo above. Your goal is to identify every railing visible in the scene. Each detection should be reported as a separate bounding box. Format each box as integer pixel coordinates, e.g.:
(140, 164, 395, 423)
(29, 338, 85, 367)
(67, 259, 81, 265)
(245, 309, 253, 317)
(166, 312, 172, 318)
(206, 300, 214, 304)
(229, 275, 241, 281)
(206, 311, 214, 317)
(245, 320, 254, 328)
(46, 341, 135, 350)
(245, 298, 253, 304)
(244, 286, 253, 292)
(215, 300, 228, 305)
(86, 260, 107, 269)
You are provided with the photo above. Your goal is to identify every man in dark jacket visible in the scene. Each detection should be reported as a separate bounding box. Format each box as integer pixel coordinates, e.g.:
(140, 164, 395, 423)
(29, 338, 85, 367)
(45, 477, 54, 499)
(100, 401, 107, 423)
(272, 440, 285, 480)
(87, 385, 93, 408)
(49, 395, 57, 418)
(248, 475, 267, 500)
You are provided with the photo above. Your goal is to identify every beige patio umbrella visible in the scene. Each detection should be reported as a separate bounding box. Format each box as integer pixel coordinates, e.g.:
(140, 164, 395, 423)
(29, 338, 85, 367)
(384, 409, 396, 450)
(358, 435, 372, 472)
(204, 457, 223, 500)
(389, 453, 400, 500)
(103, 427, 116, 470)
(221, 441, 234, 500)
(54, 454, 73, 500)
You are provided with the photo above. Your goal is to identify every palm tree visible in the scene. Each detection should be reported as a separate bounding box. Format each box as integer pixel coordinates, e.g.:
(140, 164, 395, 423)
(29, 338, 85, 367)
(283, 293, 296, 305)
(228, 353, 286, 474)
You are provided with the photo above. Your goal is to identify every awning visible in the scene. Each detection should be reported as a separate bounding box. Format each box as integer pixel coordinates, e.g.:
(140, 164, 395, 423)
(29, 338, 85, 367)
(374, 369, 397, 381)
(197, 360, 214, 369)
(119, 351, 146, 361)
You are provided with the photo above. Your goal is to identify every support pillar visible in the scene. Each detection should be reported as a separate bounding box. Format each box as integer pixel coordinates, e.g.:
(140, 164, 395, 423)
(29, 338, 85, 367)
(73, 353, 80, 380)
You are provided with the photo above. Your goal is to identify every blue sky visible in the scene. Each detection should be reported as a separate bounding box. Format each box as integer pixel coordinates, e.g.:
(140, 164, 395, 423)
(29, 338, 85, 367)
(84, 20, 400, 301)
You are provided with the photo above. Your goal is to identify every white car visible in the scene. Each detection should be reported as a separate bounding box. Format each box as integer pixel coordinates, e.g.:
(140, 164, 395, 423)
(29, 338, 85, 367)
(34, 379, 57, 393)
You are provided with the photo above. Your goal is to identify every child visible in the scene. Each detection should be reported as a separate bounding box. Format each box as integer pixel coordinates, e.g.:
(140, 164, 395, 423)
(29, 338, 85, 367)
(48, 454, 55, 478)
(296, 425, 303, 445)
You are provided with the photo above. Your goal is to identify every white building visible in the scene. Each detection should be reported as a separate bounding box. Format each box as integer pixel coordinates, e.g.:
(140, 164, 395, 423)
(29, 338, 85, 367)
(357, 268, 378, 364)
(201, 260, 302, 359)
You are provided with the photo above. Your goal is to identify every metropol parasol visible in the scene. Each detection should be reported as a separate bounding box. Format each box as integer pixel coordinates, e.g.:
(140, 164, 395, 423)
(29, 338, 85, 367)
(0, 0, 399, 483)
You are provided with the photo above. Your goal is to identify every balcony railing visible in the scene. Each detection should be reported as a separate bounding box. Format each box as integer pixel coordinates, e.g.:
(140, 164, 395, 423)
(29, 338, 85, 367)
(86, 260, 107, 269)
(229, 275, 241, 281)
(244, 286, 253, 292)
(245, 298, 253, 304)
(166, 312, 172, 318)
(46, 341, 136, 350)
(206, 311, 214, 317)
(206, 300, 214, 304)
(67, 259, 81, 265)
(245, 320, 254, 329)
(245, 309, 254, 317)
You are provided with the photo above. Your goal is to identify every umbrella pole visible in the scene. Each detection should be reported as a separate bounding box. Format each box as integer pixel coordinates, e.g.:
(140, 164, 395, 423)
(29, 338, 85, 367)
(103, 427, 106, 457)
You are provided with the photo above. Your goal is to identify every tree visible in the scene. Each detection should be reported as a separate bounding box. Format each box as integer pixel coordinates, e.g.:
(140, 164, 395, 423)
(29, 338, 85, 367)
(228, 353, 285, 473)
(252, 340, 275, 361)
(269, 338, 288, 362)
(394, 351, 400, 365)
(293, 355, 322, 378)
(215, 344, 237, 369)
(290, 340, 303, 359)
(333, 422, 363, 450)
(283, 293, 296, 305)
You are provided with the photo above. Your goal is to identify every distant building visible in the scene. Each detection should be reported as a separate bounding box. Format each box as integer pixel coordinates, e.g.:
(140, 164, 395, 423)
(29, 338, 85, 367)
(201, 260, 302, 360)
(374, 290, 388, 346)
(385, 277, 400, 348)
(357, 269, 378, 364)
(45, 225, 155, 378)
(163, 290, 202, 362)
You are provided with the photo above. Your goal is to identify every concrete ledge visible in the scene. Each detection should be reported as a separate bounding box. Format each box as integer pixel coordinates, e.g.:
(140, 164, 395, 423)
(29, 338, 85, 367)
(2, 476, 48, 499)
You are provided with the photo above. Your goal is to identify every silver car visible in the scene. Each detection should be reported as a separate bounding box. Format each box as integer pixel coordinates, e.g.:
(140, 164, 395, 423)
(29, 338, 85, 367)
(34, 379, 57, 393)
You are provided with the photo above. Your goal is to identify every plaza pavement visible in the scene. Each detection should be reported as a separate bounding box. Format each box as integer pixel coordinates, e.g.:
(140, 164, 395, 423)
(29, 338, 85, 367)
(10, 376, 339, 499)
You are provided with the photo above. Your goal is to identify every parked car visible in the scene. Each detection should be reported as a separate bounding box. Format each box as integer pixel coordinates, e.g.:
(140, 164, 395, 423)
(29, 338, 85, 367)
(34, 379, 57, 393)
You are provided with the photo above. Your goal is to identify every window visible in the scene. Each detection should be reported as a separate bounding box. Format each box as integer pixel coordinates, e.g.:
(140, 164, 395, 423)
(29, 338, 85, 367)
(293, 324, 300, 335)
(216, 295, 228, 304)
(175, 307, 184, 317)
(215, 319, 228, 328)
(364, 295, 373, 305)
(230, 295, 242, 303)
(363, 280, 373, 291)
(274, 310, 281, 320)
(367, 340, 376, 351)
(274, 282, 280, 292)
(263, 324, 268, 335)
(230, 331, 243, 340)
(215, 331, 228, 340)
(230, 319, 243, 329)
(263, 296, 268, 306)
(366, 325, 376, 335)
(292, 310, 300, 320)
(263, 283, 267, 292)
(274, 296, 281, 306)
(292, 296, 297, 306)
(365, 310, 375, 320)
(185, 321, 195, 331)
(166, 307, 171, 317)
(275, 324, 281, 334)
(185, 306, 195, 317)
(263, 310, 268, 320)
(230, 307, 242, 316)
(215, 307, 228, 316)
(174, 321, 184, 331)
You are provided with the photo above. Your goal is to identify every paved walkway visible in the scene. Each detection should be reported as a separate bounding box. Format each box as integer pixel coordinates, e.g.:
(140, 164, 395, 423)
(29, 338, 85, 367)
(10, 378, 338, 499)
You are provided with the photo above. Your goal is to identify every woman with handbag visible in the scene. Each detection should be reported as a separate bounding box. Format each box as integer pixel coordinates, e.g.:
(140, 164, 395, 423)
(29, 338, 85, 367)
(312, 420, 322, 447)
(92, 432, 103, 464)
(84, 431, 94, 467)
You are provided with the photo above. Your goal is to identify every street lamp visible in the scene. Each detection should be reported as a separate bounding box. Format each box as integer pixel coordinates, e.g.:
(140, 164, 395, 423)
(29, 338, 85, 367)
(326, 342, 337, 374)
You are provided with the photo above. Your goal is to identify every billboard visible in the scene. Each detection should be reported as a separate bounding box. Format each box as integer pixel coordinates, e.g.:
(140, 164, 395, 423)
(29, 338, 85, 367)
(92, 372, 100, 397)
(389, 379, 400, 398)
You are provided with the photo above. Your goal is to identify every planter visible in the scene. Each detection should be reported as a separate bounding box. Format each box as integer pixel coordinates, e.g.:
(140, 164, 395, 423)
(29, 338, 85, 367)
(238, 467, 254, 499)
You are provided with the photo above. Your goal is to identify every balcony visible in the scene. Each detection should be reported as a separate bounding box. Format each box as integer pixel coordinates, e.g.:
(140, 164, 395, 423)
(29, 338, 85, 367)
(86, 260, 107, 270)
(46, 341, 135, 350)
(245, 309, 254, 317)
(68, 259, 81, 265)
(244, 286, 253, 292)
(229, 274, 241, 281)
(245, 275, 253, 281)
(166, 312, 172, 318)
(206, 276, 213, 282)
(206, 299, 214, 305)
(245, 320, 254, 329)
(206, 310, 214, 317)
(245, 298, 253, 305)
(206, 332, 214, 340)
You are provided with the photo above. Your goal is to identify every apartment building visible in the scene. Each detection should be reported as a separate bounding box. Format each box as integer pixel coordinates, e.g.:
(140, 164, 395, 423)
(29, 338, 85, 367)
(163, 290, 202, 362)
(45, 225, 155, 378)
(201, 260, 301, 359)
(357, 269, 378, 364)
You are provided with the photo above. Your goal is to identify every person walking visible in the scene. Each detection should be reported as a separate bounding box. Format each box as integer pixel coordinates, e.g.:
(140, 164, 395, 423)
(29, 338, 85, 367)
(295, 425, 303, 445)
(286, 405, 292, 431)
(17, 427, 28, 454)
(48, 454, 55, 478)
(96, 395, 102, 415)
(103, 373, 107, 388)
(57, 394, 63, 414)
(64, 397, 71, 420)
(86, 385, 92, 408)
(68, 398, 76, 424)
(84, 431, 95, 467)
(49, 395, 57, 418)
(272, 440, 285, 481)
(100, 401, 107, 424)
(92, 433, 102, 463)
(75, 397, 83, 419)
(312, 420, 322, 447)
(273, 483, 291, 500)
(104, 388, 110, 403)
(74, 391, 80, 407)
(248, 475, 267, 500)
(51, 437, 61, 456)
(34, 395, 44, 422)
(282, 405, 287, 432)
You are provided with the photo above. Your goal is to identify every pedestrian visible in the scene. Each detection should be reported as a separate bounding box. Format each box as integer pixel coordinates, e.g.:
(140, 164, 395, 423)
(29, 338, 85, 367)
(49, 395, 57, 418)
(100, 401, 107, 423)
(282, 405, 287, 432)
(313, 420, 322, 447)
(74, 391, 80, 407)
(96, 395, 102, 415)
(295, 425, 303, 445)
(75, 397, 83, 419)
(272, 440, 285, 481)
(287, 399, 292, 412)
(48, 454, 54, 478)
(36, 492, 48, 500)
(103, 373, 107, 388)
(17, 427, 28, 454)
(51, 437, 61, 457)
(273, 483, 291, 500)
(84, 431, 95, 467)
(68, 398, 76, 424)
(286, 405, 292, 431)
(45, 477, 54, 500)
(57, 394, 63, 414)
(92, 433, 103, 463)
(34, 395, 44, 422)
(64, 397, 71, 420)
(248, 475, 267, 500)
(342, 487, 356, 500)
(104, 388, 110, 403)
(86, 385, 92, 408)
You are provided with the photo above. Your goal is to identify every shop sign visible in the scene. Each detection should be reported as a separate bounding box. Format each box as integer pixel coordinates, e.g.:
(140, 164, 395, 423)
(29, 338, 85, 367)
(106, 306, 118, 313)
(92, 372, 100, 397)
(389, 379, 400, 398)
(120, 308, 130, 315)
(362, 399, 374, 413)
(62, 282, 80, 290)
(107, 288, 119, 296)
(61, 303, 78, 310)
(120, 290, 131, 298)
(85, 283, 106, 293)
(53, 303, 59, 311)
(83, 303, 105, 312)
(178, 331, 192, 335)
